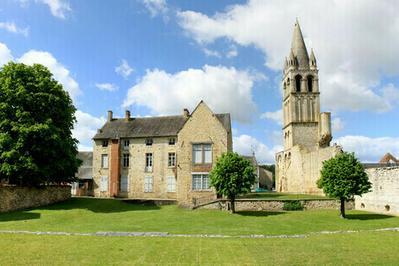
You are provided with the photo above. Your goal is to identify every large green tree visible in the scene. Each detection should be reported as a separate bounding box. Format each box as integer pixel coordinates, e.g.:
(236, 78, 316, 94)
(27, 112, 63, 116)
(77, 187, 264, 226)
(0, 62, 80, 186)
(209, 152, 256, 213)
(317, 152, 371, 218)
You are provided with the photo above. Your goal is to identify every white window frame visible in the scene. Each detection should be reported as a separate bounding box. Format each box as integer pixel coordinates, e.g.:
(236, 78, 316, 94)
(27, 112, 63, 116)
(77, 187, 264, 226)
(191, 172, 210, 191)
(144, 176, 153, 192)
(145, 153, 153, 172)
(101, 154, 109, 168)
(169, 138, 176, 145)
(192, 144, 212, 164)
(167, 176, 176, 192)
(145, 138, 153, 146)
(122, 153, 129, 168)
(168, 152, 176, 167)
(123, 139, 130, 150)
(100, 176, 108, 192)
(120, 175, 129, 192)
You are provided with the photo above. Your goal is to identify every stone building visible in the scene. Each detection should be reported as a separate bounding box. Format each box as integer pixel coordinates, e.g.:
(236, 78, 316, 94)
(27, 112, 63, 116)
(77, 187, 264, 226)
(71, 151, 94, 196)
(92, 101, 232, 207)
(275, 20, 342, 194)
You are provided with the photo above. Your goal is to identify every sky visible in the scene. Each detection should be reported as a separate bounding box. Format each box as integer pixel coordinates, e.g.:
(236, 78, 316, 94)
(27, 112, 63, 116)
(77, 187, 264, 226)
(0, 0, 399, 163)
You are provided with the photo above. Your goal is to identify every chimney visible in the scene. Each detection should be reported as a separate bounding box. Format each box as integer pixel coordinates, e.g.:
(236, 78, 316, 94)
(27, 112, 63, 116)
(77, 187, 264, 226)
(107, 110, 113, 122)
(183, 108, 190, 118)
(125, 110, 131, 121)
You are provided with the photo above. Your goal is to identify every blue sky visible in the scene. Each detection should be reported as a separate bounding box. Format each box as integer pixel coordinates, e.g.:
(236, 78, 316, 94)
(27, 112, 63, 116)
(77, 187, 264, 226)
(0, 0, 398, 163)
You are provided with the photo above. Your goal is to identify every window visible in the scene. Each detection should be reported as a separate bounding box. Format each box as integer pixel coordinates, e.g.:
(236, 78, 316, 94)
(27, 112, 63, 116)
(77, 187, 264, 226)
(123, 139, 130, 150)
(100, 176, 108, 192)
(101, 154, 109, 168)
(144, 176, 153, 192)
(167, 176, 176, 192)
(123, 153, 129, 168)
(295, 75, 302, 92)
(192, 174, 210, 191)
(168, 152, 176, 167)
(102, 140, 108, 147)
(145, 153, 153, 172)
(307, 75, 313, 92)
(145, 138, 153, 146)
(120, 176, 129, 192)
(169, 138, 176, 145)
(192, 144, 212, 164)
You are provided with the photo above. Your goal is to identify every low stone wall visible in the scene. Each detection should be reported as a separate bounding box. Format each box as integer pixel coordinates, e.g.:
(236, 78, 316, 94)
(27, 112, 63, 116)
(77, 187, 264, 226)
(0, 185, 71, 213)
(196, 199, 354, 211)
(355, 166, 399, 216)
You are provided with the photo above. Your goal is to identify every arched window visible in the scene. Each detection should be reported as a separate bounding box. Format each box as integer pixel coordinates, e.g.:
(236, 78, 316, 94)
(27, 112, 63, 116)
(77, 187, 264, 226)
(283, 82, 286, 91)
(287, 78, 290, 85)
(307, 75, 313, 92)
(295, 75, 302, 92)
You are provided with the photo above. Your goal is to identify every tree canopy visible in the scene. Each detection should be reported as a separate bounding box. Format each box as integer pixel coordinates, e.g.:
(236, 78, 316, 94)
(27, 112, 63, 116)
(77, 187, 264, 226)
(0, 62, 81, 186)
(209, 152, 256, 213)
(317, 152, 371, 218)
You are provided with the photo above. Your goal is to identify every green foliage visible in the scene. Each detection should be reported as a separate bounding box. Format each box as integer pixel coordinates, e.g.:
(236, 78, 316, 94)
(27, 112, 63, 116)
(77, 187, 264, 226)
(317, 152, 371, 200)
(209, 152, 256, 210)
(0, 62, 81, 186)
(282, 200, 304, 211)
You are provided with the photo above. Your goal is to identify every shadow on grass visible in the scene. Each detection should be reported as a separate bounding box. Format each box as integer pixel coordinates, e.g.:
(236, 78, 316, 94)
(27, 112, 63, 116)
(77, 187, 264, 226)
(38, 197, 161, 213)
(346, 213, 394, 220)
(0, 211, 41, 222)
(236, 211, 286, 217)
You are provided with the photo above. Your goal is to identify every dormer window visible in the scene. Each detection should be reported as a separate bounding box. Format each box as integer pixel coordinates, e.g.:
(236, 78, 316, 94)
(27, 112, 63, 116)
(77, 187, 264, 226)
(169, 138, 176, 145)
(145, 138, 153, 146)
(123, 140, 130, 150)
(102, 140, 108, 147)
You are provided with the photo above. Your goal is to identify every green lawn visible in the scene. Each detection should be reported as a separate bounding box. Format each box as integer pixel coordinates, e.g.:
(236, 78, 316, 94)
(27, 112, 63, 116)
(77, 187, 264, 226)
(1, 198, 399, 265)
(239, 191, 331, 200)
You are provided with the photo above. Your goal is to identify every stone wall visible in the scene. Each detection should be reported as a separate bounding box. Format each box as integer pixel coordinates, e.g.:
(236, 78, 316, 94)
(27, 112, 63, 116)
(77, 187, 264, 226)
(355, 166, 399, 216)
(0, 185, 71, 213)
(196, 198, 354, 211)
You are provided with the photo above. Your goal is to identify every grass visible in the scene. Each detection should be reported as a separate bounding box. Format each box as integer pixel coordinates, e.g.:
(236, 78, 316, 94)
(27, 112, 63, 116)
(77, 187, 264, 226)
(1, 232, 399, 265)
(1, 198, 399, 265)
(239, 191, 331, 200)
(0, 198, 398, 236)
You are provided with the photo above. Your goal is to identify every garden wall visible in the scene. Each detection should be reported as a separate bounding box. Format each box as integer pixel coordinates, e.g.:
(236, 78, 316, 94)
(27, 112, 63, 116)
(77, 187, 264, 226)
(195, 199, 354, 211)
(355, 166, 399, 216)
(0, 185, 71, 213)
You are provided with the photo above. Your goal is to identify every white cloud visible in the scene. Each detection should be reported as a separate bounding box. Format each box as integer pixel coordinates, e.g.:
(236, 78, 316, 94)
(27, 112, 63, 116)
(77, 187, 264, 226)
(0, 42, 13, 65)
(18, 50, 81, 101)
(202, 48, 221, 58)
(73, 110, 106, 151)
(95, 83, 118, 92)
(331, 117, 344, 132)
(0, 22, 29, 36)
(261, 109, 282, 126)
(142, 0, 168, 18)
(177, 0, 399, 112)
(115, 59, 134, 79)
(226, 45, 238, 58)
(335, 135, 399, 163)
(233, 134, 282, 164)
(123, 65, 261, 123)
(37, 0, 71, 19)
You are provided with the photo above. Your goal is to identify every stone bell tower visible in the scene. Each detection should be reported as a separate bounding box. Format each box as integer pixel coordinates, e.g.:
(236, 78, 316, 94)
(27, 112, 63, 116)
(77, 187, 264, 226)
(282, 19, 330, 150)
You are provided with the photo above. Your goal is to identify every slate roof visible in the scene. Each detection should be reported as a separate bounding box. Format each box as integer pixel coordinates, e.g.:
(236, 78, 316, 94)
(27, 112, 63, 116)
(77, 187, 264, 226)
(93, 113, 231, 140)
(76, 151, 93, 180)
(379, 153, 399, 164)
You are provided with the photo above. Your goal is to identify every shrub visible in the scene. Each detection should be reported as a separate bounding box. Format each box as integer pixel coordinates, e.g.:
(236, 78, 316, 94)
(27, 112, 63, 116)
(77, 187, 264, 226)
(283, 200, 303, 211)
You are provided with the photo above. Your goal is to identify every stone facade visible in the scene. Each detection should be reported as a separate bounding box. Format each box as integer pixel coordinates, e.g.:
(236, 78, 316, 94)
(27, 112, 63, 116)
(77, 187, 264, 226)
(92, 101, 232, 207)
(355, 166, 399, 216)
(197, 199, 354, 211)
(275, 20, 340, 194)
(0, 185, 71, 213)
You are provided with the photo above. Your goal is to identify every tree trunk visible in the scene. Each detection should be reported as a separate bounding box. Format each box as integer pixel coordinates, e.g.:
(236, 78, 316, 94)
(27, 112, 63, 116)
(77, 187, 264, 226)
(230, 197, 235, 213)
(340, 197, 346, 219)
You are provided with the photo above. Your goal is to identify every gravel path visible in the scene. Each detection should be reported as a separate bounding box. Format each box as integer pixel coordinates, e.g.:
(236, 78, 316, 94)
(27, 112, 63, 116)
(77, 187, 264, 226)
(0, 227, 398, 239)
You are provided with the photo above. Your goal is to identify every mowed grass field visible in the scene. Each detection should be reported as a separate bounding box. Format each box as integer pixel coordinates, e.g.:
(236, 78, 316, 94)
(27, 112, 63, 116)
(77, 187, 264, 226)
(1, 198, 399, 265)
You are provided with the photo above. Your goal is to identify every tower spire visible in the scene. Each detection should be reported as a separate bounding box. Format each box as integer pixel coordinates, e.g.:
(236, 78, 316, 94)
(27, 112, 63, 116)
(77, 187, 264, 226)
(291, 19, 309, 68)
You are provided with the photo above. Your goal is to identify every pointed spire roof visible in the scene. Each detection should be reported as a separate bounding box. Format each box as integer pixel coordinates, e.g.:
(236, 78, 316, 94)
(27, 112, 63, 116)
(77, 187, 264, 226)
(309, 48, 317, 68)
(291, 19, 309, 68)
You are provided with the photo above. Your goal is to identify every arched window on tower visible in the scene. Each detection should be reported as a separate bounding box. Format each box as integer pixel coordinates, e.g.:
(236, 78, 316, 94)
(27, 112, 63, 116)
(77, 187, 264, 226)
(307, 75, 313, 92)
(295, 75, 302, 92)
